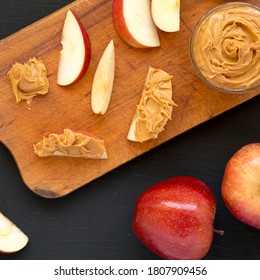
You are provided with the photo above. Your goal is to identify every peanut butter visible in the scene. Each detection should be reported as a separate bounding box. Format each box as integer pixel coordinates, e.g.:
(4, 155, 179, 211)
(33, 129, 107, 159)
(127, 67, 177, 142)
(7, 57, 49, 105)
(192, 3, 260, 91)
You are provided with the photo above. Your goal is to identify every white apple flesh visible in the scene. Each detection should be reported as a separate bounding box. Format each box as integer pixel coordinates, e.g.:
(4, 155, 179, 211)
(57, 9, 91, 86)
(112, 0, 160, 48)
(91, 40, 115, 115)
(0, 212, 29, 253)
(152, 0, 180, 32)
(221, 143, 260, 229)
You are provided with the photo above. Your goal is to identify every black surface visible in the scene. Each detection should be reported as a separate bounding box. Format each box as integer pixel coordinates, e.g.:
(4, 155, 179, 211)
(0, 0, 259, 260)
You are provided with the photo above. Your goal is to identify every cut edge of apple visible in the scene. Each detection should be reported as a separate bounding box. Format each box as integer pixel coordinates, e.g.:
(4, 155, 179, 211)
(127, 114, 138, 142)
(127, 66, 149, 142)
(112, 0, 160, 48)
(53, 150, 108, 159)
(127, 66, 152, 142)
(91, 40, 115, 115)
(0, 212, 29, 254)
(151, 0, 180, 33)
(57, 9, 91, 86)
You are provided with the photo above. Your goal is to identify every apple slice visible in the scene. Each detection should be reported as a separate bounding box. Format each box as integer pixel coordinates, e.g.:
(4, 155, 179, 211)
(57, 9, 91, 86)
(0, 212, 29, 253)
(33, 129, 108, 159)
(127, 67, 176, 142)
(112, 0, 160, 48)
(91, 40, 115, 115)
(151, 0, 180, 32)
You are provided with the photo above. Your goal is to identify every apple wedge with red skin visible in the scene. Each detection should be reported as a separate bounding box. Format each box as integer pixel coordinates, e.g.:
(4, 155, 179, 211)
(221, 143, 260, 229)
(0, 212, 29, 254)
(53, 129, 108, 159)
(112, 0, 160, 48)
(133, 176, 217, 260)
(33, 129, 108, 159)
(57, 9, 91, 86)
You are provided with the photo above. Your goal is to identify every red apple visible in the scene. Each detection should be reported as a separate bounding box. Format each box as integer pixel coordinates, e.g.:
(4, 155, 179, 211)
(221, 143, 260, 229)
(133, 176, 217, 260)
(57, 9, 91, 86)
(112, 0, 160, 48)
(0, 212, 29, 253)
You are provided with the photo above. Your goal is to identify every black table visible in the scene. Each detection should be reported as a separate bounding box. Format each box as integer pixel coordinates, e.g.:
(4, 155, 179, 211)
(0, 0, 259, 260)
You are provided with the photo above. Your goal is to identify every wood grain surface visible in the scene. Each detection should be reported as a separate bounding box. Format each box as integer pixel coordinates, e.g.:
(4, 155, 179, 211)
(0, 0, 259, 198)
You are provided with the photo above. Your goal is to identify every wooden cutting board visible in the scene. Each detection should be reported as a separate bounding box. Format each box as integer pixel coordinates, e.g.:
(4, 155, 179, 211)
(0, 0, 259, 198)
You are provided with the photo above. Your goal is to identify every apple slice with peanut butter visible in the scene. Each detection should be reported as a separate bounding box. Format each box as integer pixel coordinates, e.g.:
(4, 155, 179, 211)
(127, 67, 177, 143)
(33, 129, 107, 159)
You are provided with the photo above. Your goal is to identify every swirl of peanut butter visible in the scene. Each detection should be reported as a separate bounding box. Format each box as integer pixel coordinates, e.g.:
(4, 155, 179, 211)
(7, 57, 49, 105)
(192, 4, 260, 91)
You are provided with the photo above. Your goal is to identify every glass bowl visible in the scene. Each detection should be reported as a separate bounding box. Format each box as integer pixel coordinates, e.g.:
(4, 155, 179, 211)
(190, 2, 260, 94)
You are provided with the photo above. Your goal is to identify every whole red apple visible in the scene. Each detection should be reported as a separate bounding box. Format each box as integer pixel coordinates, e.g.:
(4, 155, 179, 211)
(133, 176, 217, 260)
(221, 143, 260, 229)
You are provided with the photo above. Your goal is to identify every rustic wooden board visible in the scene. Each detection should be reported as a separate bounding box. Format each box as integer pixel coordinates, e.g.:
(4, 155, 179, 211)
(0, 0, 259, 198)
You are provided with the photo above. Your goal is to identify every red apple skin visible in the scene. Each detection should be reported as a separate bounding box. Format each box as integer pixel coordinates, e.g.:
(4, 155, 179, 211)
(72, 130, 99, 140)
(133, 176, 216, 260)
(112, 0, 148, 48)
(221, 143, 260, 229)
(70, 10, 91, 84)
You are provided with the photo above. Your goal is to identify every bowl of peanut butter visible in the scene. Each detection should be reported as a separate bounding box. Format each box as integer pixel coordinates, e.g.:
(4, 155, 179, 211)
(190, 2, 260, 94)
